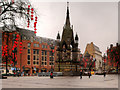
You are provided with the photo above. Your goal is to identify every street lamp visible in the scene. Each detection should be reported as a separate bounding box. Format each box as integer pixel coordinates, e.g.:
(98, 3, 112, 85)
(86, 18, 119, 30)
(103, 53, 106, 77)
(50, 42, 54, 72)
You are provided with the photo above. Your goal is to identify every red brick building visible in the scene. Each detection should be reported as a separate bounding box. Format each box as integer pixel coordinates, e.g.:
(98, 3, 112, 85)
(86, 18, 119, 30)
(107, 43, 120, 73)
(2, 27, 57, 75)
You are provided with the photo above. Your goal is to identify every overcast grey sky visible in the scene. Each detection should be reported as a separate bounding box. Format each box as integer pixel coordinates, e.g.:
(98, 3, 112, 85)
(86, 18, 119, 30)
(29, 1, 118, 55)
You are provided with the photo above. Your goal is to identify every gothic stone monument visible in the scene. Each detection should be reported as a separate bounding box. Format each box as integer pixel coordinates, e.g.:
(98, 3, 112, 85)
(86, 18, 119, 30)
(55, 2, 80, 75)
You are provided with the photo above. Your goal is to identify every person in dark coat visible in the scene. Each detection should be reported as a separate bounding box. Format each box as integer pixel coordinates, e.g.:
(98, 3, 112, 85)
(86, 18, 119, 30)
(88, 71, 91, 78)
(80, 70, 82, 79)
(50, 72, 53, 79)
(103, 72, 106, 77)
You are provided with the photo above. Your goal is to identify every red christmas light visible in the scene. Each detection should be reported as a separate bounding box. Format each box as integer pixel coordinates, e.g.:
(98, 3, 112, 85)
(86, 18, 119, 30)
(28, 5, 30, 8)
(31, 8, 34, 11)
(116, 52, 118, 54)
(5, 45, 7, 47)
(111, 49, 113, 52)
(34, 31, 37, 33)
(108, 55, 110, 59)
(31, 8, 34, 20)
(14, 41, 17, 44)
(19, 46, 22, 48)
(86, 59, 88, 61)
(35, 16, 37, 21)
(31, 11, 34, 14)
(113, 57, 115, 61)
(20, 42, 22, 45)
(31, 18, 34, 20)
(15, 38, 18, 41)
(104, 59, 106, 63)
(31, 15, 33, 17)
(20, 49, 22, 51)
(5, 51, 7, 53)
(16, 34, 19, 38)
(14, 44, 17, 48)
(34, 28, 37, 30)
(52, 50, 54, 53)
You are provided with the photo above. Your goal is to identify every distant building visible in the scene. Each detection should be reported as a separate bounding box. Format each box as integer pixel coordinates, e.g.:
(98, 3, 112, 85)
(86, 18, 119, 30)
(84, 42, 102, 72)
(107, 43, 120, 73)
(83, 52, 95, 71)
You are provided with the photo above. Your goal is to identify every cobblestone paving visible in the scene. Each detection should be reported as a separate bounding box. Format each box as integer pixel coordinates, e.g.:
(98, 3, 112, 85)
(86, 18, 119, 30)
(1, 75, 118, 88)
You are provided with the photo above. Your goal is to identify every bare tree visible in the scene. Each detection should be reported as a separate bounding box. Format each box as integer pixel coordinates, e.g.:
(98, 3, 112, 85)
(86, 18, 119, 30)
(0, 0, 37, 31)
(0, 0, 38, 75)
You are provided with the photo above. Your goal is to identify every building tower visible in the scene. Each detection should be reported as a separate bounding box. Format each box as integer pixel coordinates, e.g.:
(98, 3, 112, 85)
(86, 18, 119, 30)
(55, 2, 80, 74)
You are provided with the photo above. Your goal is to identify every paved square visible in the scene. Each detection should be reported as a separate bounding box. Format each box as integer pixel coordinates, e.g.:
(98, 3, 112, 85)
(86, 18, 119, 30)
(1, 75, 118, 88)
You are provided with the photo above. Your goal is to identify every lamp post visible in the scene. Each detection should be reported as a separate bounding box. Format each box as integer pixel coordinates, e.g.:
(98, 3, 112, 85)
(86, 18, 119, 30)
(104, 54, 106, 72)
(58, 49, 61, 72)
(103, 53, 106, 77)
(50, 42, 54, 72)
(20, 35, 22, 74)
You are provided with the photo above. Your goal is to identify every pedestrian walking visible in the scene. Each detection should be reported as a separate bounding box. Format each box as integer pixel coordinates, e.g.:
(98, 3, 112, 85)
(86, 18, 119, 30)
(80, 70, 82, 79)
(103, 72, 106, 77)
(88, 71, 91, 78)
(13, 71, 15, 77)
(17, 71, 19, 77)
(50, 72, 53, 79)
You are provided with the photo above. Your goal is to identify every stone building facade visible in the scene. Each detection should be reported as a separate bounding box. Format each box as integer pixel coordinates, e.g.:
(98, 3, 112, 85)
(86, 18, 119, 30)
(55, 2, 80, 74)
(84, 42, 102, 72)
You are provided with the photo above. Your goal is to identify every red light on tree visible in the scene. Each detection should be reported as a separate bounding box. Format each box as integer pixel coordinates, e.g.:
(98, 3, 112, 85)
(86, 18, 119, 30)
(52, 50, 54, 53)
(35, 16, 37, 21)
(34, 31, 37, 33)
(15, 38, 18, 41)
(20, 49, 22, 51)
(31, 8, 34, 20)
(28, 5, 30, 8)
(31, 8, 34, 11)
(16, 34, 19, 38)
(111, 49, 113, 52)
(5, 53, 8, 56)
(86, 59, 88, 61)
(20, 42, 22, 45)
(19, 46, 22, 48)
(104, 59, 106, 63)
(19, 42, 22, 54)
